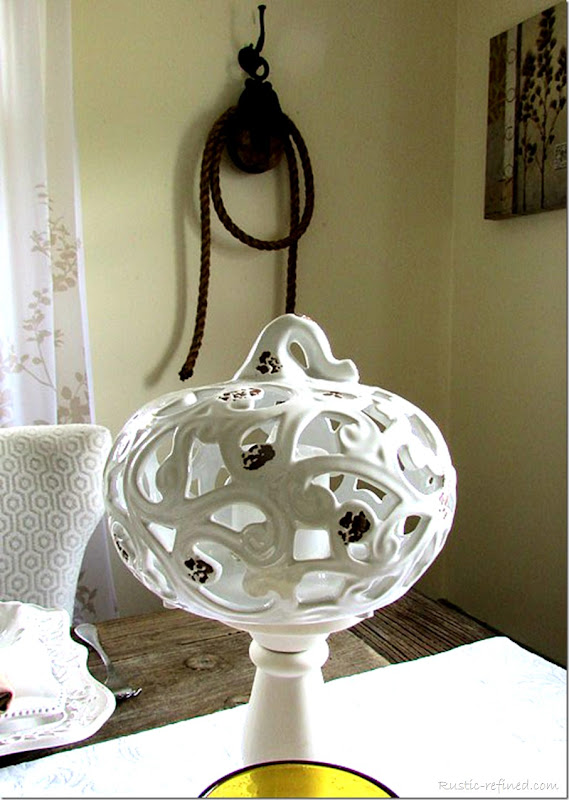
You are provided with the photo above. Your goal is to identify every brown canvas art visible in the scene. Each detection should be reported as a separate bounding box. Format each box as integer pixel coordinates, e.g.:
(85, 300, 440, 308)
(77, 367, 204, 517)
(485, 3, 567, 219)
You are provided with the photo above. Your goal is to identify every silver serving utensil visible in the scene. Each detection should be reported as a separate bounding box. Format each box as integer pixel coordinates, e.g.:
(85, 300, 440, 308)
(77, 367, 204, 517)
(75, 623, 141, 701)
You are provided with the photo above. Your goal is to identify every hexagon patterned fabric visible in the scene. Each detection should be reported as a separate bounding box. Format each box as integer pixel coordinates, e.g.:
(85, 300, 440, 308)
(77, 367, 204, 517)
(0, 425, 112, 618)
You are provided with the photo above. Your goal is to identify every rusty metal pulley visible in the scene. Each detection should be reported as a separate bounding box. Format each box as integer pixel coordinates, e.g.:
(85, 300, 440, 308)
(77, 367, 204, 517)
(226, 5, 287, 174)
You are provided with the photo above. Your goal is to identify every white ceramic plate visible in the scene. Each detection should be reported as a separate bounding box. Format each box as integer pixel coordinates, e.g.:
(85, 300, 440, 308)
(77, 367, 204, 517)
(0, 601, 115, 756)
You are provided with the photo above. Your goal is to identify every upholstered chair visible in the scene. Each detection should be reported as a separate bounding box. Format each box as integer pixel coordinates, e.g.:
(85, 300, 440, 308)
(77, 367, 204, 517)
(0, 424, 112, 619)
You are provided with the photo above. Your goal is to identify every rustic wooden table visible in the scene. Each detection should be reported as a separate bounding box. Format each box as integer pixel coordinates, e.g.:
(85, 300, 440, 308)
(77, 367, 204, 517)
(78, 610, 389, 748)
(0, 589, 494, 767)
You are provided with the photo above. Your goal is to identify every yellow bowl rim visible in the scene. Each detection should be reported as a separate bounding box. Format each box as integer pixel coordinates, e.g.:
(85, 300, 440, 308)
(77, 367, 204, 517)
(198, 758, 398, 798)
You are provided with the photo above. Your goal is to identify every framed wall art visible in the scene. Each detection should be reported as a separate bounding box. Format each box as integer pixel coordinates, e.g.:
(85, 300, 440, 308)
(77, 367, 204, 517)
(484, 3, 567, 219)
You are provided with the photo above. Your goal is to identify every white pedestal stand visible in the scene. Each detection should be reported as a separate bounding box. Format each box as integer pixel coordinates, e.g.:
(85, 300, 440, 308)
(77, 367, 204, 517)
(240, 619, 359, 766)
(104, 315, 456, 770)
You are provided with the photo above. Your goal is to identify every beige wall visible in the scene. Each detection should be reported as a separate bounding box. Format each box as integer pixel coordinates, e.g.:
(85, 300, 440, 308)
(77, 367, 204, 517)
(445, 0, 567, 665)
(72, 0, 566, 663)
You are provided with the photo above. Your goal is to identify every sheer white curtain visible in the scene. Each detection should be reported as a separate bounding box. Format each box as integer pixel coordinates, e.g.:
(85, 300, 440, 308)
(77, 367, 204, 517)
(0, 0, 117, 621)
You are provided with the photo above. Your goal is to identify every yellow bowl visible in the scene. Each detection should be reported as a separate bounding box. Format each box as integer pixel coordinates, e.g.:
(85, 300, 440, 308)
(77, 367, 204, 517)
(199, 760, 398, 798)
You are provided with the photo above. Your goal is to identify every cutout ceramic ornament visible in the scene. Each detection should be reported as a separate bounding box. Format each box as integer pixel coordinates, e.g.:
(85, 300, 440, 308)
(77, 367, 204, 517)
(104, 314, 456, 764)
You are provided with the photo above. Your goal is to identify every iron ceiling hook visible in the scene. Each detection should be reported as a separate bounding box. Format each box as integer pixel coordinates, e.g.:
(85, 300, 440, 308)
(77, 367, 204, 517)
(238, 5, 270, 81)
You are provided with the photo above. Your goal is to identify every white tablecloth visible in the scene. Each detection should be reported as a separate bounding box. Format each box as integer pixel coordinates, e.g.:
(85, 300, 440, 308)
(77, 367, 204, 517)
(0, 637, 565, 798)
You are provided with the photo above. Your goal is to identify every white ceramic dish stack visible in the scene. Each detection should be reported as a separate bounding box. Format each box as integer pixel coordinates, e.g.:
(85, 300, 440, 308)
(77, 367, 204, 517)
(0, 601, 115, 757)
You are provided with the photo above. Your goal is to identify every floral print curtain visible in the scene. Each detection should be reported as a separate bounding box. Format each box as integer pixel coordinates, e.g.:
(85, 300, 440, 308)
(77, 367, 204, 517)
(0, 0, 117, 622)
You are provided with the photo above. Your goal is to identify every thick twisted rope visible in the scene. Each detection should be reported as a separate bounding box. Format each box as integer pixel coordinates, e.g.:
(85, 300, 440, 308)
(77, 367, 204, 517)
(178, 107, 314, 381)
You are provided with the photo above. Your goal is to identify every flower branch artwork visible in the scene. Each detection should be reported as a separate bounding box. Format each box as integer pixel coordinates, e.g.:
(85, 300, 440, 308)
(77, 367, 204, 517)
(485, 3, 567, 219)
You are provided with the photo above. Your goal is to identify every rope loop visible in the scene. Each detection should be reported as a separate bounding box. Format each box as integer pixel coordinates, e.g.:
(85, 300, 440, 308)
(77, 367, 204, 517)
(178, 106, 314, 381)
